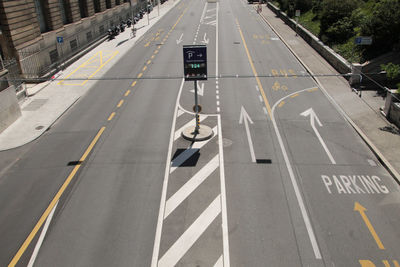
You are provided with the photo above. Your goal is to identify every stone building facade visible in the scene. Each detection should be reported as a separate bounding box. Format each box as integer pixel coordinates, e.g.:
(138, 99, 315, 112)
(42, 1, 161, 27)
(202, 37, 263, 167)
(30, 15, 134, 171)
(0, 0, 140, 79)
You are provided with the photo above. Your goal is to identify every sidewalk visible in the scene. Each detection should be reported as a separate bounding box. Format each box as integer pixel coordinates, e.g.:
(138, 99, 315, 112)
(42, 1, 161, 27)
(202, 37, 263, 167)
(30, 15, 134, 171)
(0, 0, 181, 151)
(259, 6, 400, 182)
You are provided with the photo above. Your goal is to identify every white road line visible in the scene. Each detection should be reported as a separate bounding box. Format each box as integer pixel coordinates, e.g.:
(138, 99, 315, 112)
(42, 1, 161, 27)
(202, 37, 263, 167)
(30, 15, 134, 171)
(216, 100, 220, 106)
(28, 200, 59, 267)
(368, 159, 377, 166)
(165, 155, 219, 218)
(170, 126, 218, 173)
(271, 89, 322, 259)
(217, 107, 220, 112)
(216, 95, 219, 100)
(158, 195, 222, 267)
(263, 107, 268, 115)
(216, 85, 219, 89)
(151, 78, 185, 267)
(174, 115, 207, 141)
(255, 85, 259, 91)
(214, 255, 223, 267)
(259, 95, 263, 102)
(216, 90, 219, 94)
(218, 114, 230, 267)
(177, 108, 184, 117)
(200, 1, 208, 23)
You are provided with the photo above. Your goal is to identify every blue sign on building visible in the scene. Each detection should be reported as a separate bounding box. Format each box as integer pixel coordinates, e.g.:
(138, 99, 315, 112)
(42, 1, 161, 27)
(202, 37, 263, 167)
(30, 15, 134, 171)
(56, 36, 64, 44)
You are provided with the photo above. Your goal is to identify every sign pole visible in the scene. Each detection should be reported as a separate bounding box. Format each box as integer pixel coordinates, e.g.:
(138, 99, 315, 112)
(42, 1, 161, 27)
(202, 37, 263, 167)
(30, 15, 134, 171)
(194, 81, 200, 134)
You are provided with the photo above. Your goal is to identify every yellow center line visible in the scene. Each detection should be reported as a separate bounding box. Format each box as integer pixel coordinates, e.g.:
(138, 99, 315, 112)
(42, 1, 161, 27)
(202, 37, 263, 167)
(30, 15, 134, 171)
(142, 66, 147, 71)
(8, 127, 106, 267)
(236, 19, 272, 118)
(137, 73, 143, 78)
(151, 55, 155, 59)
(131, 81, 137, 87)
(117, 99, 124, 108)
(125, 89, 131, 96)
(290, 93, 299, 98)
(154, 50, 159, 54)
(147, 60, 151, 65)
(157, 45, 162, 49)
(108, 112, 116, 121)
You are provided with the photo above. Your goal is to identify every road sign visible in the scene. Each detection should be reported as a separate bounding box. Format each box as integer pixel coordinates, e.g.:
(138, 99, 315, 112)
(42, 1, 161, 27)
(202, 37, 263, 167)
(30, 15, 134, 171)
(355, 36, 372, 45)
(56, 36, 63, 44)
(183, 45, 207, 81)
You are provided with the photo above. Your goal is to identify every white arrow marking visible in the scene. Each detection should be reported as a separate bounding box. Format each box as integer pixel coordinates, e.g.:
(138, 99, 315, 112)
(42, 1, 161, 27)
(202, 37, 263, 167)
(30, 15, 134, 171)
(176, 33, 183, 45)
(300, 108, 336, 164)
(239, 106, 256, 163)
(190, 81, 204, 96)
(201, 33, 209, 44)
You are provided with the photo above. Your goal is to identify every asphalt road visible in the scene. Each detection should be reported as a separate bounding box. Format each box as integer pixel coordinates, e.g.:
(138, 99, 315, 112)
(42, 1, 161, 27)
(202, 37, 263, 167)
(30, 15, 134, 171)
(1, 0, 400, 266)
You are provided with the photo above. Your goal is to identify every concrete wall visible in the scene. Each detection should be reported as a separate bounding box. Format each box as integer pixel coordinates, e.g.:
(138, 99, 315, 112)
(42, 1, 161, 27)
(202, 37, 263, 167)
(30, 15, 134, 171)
(0, 82, 21, 133)
(267, 3, 352, 75)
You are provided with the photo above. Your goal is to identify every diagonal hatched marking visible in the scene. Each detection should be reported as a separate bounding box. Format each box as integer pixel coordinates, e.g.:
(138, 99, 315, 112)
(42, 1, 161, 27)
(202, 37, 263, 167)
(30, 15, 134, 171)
(165, 155, 219, 219)
(214, 255, 223, 267)
(158, 195, 221, 267)
(170, 126, 218, 173)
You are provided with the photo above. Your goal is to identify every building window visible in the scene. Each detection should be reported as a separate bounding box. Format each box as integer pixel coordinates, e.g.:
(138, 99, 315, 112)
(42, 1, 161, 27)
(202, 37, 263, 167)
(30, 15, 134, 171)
(70, 39, 78, 51)
(79, 0, 88, 18)
(116, 0, 120, 5)
(93, 0, 101, 12)
(58, 0, 69, 24)
(49, 49, 59, 64)
(34, 0, 48, 33)
(106, 0, 111, 8)
(86, 31, 93, 41)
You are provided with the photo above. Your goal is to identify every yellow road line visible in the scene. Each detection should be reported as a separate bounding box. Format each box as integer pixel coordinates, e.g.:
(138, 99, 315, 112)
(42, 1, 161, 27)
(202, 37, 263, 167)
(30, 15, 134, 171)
(137, 73, 143, 78)
(154, 50, 159, 54)
(290, 93, 299, 98)
(142, 66, 147, 71)
(278, 101, 285, 108)
(307, 87, 318, 92)
(131, 81, 137, 87)
(108, 112, 116, 121)
(117, 99, 124, 108)
(236, 19, 272, 118)
(82, 51, 119, 85)
(147, 60, 152, 65)
(8, 127, 106, 267)
(151, 55, 155, 59)
(125, 89, 131, 96)
(58, 52, 100, 85)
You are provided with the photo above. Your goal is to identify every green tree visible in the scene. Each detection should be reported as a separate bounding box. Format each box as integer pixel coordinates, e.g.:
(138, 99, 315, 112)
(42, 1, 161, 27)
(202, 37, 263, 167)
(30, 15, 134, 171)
(319, 0, 359, 44)
(361, 0, 400, 57)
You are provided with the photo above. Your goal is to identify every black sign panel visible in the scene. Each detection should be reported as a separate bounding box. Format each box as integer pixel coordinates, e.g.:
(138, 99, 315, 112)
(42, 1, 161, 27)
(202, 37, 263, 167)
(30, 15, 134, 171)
(183, 45, 207, 81)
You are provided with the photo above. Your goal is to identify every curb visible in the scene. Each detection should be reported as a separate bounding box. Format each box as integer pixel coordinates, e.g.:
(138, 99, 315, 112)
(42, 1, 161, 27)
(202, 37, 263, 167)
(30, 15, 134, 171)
(258, 9, 400, 184)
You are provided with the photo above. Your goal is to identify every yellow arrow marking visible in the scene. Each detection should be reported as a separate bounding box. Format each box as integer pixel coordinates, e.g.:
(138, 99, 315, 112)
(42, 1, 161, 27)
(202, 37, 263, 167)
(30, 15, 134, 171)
(354, 202, 385, 250)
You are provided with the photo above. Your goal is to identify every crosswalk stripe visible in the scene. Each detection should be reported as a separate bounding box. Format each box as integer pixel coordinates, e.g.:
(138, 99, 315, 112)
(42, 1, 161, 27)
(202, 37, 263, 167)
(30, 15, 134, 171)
(174, 115, 208, 141)
(213, 255, 223, 267)
(170, 126, 218, 173)
(165, 155, 219, 219)
(158, 195, 221, 267)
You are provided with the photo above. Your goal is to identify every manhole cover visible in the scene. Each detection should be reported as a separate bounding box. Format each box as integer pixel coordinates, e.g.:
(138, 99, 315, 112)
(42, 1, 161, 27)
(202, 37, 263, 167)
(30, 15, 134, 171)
(35, 126, 44, 130)
(233, 41, 240, 44)
(216, 138, 233, 147)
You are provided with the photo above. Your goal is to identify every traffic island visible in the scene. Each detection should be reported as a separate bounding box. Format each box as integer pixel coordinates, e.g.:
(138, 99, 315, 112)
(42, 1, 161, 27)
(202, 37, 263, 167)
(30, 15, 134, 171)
(182, 125, 213, 142)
